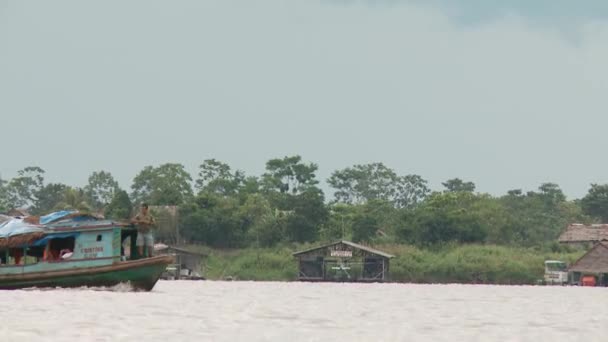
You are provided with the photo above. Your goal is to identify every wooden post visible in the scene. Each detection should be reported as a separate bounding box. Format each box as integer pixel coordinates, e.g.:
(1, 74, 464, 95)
(130, 231, 138, 260)
(382, 258, 385, 281)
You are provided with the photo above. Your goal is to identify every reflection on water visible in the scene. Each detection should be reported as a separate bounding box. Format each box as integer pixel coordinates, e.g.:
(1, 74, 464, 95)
(1, 281, 607, 341)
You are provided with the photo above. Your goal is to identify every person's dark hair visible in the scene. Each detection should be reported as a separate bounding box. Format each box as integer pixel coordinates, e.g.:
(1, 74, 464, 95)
(141, 203, 149, 209)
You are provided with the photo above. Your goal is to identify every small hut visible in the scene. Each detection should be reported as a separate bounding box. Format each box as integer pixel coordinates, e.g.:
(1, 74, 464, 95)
(568, 242, 608, 286)
(154, 244, 207, 280)
(293, 240, 394, 282)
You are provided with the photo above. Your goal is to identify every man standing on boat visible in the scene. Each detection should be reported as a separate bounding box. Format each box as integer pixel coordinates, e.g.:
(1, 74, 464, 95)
(131, 203, 156, 258)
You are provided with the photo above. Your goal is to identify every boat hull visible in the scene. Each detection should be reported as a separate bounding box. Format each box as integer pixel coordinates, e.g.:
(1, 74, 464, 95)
(0, 255, 173, 291)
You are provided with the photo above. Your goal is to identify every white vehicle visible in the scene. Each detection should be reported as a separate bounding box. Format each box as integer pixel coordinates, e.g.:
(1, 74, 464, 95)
(544, 260, 568, 285)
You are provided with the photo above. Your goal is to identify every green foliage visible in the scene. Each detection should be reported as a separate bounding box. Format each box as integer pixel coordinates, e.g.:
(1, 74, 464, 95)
(131, 163, 193, 205)
(105, 190, 133, 220)
(0, 160, 598, 260)
(261, 155, 319, 195)
(6, 166, 45, 209)
(581, 183, 608, 222)
(180, 193, 245, 248)
(195, 159, 245, 196)
(321, 203, 357, 240)
(385, 244, 583, 284)
(0, 176, 10, 213)
(442, 178, 475, 193)
(84, 171, 120, 210)
(498, 184, 585, 245)
(399, 192, 489, 245)
(328, 163, 429, 208)
(202, 246, 298, 281)
(284, 189, 328, 243)
(53, 187, 91, 212)
(239, 194, 282, 247)
(196, 243, 583, 284)
(32, 183, 68, 215)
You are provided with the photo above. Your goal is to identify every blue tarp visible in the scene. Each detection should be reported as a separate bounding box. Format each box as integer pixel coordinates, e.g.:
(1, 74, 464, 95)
(0, 218, 45, 239)
(40, 210, 78, 225)
(31, 232, 80, 246)
(0, 211, 106, 246)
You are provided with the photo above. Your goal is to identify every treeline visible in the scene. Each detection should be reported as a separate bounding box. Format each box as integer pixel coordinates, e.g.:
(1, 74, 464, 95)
(1, 156, 607, 249)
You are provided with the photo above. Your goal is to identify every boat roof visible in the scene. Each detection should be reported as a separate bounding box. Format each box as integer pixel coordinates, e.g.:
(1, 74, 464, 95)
(0, 210, 133, 247)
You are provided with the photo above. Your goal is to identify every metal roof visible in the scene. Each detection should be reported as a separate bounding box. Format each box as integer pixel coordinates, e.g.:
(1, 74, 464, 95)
(293, 240, 394, 259)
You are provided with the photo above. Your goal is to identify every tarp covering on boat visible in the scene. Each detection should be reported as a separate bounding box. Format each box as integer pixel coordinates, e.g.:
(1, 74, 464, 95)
(0, 215, 12, 225)
(40, 210, 79, 225)
(31, 232, 81, 246)
(0, 209, 116, 248)
(0, 218, 46, 248)
(0, 219, 45, 238)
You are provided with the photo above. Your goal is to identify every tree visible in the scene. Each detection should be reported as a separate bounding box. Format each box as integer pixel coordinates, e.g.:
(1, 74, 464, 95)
(328, 163, 429, 208)
(351, 211, 379, 243)
(195, 159, 245, 196)
(498, 185, 585, 245)
(6, 166, 45, 209)
(284, 188, 329, 243)
(0, 176, 8, 213)
(442, 178, 475, 193)
(84, 171, 120, 210)
(537, 182, 566, 206)
(328, 163, 397, 204)
(398, 192, 488, 245)
(105, 190, 133, 220)
(262, 155, 319, 195)
(31, 183, 68, 215)
(321, 203, 358, 240)
(394, 174, 431, 209)
(131, 163, 193, 205)
(54, 187, 91, 212)
(240, 194, 287, 247)
(581, 184, 608, 222)
(179, 193, 245, 247)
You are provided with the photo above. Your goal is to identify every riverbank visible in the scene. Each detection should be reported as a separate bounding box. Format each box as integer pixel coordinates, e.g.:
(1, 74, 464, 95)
(185, 244, 584, 285)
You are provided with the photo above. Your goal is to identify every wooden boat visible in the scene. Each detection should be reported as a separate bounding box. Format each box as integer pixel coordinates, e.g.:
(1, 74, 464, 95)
(0, 211, 173, 291)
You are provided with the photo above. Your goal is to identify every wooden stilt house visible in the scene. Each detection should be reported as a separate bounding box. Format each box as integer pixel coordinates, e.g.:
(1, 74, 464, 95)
(293, 240, 394, 282)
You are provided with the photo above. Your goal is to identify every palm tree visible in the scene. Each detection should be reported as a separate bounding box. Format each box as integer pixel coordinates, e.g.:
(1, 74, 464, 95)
(54, 187, 91, 212)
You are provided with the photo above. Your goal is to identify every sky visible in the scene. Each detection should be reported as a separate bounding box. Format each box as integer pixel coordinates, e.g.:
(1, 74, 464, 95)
(1, 0, 608, 200)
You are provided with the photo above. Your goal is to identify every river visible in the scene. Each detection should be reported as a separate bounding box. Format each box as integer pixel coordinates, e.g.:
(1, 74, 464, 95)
(0, 281, 606, 341)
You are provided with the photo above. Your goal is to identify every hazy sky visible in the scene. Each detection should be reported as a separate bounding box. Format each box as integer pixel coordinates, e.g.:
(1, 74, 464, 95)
(2, 0, 608, 199)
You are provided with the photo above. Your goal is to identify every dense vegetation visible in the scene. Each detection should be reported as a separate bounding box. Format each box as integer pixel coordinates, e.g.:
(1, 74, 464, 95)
(1, 156, 604, 248)
(196, 244, 584, 284)
(1, 156, 606, 283)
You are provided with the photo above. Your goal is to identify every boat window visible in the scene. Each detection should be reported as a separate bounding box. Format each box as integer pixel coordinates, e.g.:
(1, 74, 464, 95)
(0, 248, 39, 265)
(97, 235, 102, 242)
(44, 237, 76, 262)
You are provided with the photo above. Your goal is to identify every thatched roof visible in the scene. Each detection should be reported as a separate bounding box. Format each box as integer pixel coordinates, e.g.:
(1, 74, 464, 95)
(569, 242, 608, 274)
(558, 224, 608, 243)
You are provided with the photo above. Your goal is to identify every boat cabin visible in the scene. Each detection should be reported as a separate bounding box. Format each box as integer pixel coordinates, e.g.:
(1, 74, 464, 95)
(0, 216, 147, 272)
